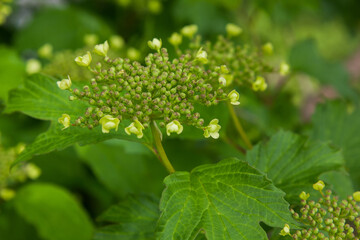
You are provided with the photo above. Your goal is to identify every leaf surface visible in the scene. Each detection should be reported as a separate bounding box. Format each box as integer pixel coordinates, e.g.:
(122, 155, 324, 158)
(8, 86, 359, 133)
(246, 130, 344, 201)
(94, 194, 159, 240)
(310, 101, 360, 188)
(14, 183, 93, 240)
(157, 158, 296, 240)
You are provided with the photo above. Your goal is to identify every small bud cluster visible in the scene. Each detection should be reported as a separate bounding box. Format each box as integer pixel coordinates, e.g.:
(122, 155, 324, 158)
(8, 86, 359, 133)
(0, 0, 12, 25)
(203, 35, 273, 89)
(60, 41, 238, 138)
(0, 142, 41, 201)
(171, 24, 273, 92)
(290, 189, 360, 239)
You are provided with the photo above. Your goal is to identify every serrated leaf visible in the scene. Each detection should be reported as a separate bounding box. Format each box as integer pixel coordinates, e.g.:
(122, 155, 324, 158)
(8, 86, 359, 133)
(5, 73, 88, 121)
(13, 183, 93, 240)
(94, 194, 159, 240)
(157, 158, 296, 240)
(246, 130, 344, 201)
(5, 74, 152, 164)
(311, 101, 360, 188)
(14, 123, 147, 164)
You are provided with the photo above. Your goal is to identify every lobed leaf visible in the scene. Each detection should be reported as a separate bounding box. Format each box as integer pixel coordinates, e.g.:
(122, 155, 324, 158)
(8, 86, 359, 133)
(246, 130, 344, 201)
(310, 101, 360, 189)
(5, 74, 152, 164)
(94, 194, 159, 240)
(5, 73, 88, 121)
(157, 158, 296, 240)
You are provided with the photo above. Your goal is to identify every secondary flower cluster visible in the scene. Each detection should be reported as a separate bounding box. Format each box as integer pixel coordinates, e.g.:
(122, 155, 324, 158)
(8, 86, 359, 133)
(168, 24, 274, 92)
(203, 35, 273, 91)
(286, 181, 360, 239)
(58, 40, 241, 139)
(0, 142, 41, 201)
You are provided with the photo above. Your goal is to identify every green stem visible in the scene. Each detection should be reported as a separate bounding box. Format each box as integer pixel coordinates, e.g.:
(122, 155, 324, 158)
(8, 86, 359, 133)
(150, 120, 175, 174)
(227, 102, 253, 150)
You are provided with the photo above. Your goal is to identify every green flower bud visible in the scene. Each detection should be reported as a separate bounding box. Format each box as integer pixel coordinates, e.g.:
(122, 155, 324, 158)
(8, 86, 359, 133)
(109, 35, 125, 50)
(280, 61, 290, 76)
(313, 180, 325, 192)
(262, 42, 274, 55)
(38, 43, 53, 59)
(181, 24, 198, 39)
(83, 33, 99, 46)
(252, 76, 267, 92)
(196, 48, 208, 64)
(26, 58, 42, 75)
(168, 32, 182, 46)
(0, 188, 15, 201)
(226, 23, 242, 38)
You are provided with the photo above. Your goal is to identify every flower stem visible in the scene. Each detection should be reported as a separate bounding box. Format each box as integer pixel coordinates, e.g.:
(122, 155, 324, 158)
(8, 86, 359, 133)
(150, 120, 175, 174)
(227, 102, 253, 150)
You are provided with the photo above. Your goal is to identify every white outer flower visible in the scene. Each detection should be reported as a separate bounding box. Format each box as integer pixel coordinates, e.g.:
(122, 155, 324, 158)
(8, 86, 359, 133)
(196, 48, 208, 64)
(125, 120, 145, 138)
(58, 114, 71, 130)
(148, 38, 162, 51)
(228, 89, 240, 105)
(204, 119, 221, 139)
(218, 76, 226, 86)
(94, 41, 109, 57)
(166, 120, 183, 136)
(99, 115, 120, 133)
(57, 75, 72, 90)
(75, 51, 92, 67)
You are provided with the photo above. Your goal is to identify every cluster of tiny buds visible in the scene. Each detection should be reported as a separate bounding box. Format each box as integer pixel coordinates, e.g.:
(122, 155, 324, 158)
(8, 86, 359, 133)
(167, 24, 291, 93)
(57, 38, 242, 139)
(280, 180, 360, 239)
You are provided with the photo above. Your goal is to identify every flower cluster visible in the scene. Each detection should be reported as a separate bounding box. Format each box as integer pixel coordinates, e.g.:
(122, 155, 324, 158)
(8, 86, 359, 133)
(203, 35, 273, 90)
(58, 40, 240, 139)
(0, 142, 41, 201)
(167, 24, 273, 92)
(0, 0, 12, 25)
(288, 182, 360, 239)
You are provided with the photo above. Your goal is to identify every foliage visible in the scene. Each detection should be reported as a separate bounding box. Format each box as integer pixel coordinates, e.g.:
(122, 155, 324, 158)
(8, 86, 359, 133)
(0, 1, 359, 240)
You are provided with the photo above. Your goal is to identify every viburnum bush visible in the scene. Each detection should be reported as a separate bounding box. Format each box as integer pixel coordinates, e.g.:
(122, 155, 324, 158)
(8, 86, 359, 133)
(1, 1, 360, 239)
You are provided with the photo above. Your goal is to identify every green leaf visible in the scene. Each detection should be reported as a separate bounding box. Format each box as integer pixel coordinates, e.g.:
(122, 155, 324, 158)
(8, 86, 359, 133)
(289, 39, 357, 101)
(5, 74, 152, 164)
(14, 123, 144, 164)
(94, 194, 159, 240)
(0, 46, 25, 102)
(246, 130, 344, 201)
(5, 73, 88, 121)
(76, 141, 166, 197)
(157, 158, 296, 240)
(14, 7, 112, 51)
(13, 183, 93, 240)
(311, 101, 360, 189)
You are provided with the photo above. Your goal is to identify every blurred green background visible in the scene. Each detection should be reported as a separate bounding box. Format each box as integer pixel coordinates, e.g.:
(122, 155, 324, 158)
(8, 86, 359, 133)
(0, 0, 359, 239)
